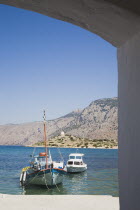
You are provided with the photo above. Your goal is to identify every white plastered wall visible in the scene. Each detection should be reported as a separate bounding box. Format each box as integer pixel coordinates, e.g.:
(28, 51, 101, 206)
(118, 31, 140, 210)
(1, 1, 140, 209)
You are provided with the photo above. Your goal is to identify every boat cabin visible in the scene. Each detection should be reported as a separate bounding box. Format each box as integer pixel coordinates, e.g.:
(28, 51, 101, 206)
(30, 152, 64, 170)
(67, 153, 84, 166)
(30, 152, 52, 170)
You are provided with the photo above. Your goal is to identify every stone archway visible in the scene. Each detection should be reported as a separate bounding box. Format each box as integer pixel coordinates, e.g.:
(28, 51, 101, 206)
(1, 1, 140, 209)
(1, 0, 140, 47)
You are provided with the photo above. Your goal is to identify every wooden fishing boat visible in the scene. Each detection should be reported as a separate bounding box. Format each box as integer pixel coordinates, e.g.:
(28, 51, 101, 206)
(20, 111, 67, 186)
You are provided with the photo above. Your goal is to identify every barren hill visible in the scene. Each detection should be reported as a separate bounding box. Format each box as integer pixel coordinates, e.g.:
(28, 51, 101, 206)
(0, 97, 118, 145)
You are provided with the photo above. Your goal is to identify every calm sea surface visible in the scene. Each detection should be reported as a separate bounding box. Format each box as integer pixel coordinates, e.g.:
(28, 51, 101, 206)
(0, 146, 118, 196)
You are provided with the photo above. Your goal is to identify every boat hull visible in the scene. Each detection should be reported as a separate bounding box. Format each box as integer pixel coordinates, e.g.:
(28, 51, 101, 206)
(66, 165, 87, 173)
(22, 168, 66, 186)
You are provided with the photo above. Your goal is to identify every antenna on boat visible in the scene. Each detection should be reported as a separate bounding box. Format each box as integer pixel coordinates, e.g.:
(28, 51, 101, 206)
(43, 110, 48, 169)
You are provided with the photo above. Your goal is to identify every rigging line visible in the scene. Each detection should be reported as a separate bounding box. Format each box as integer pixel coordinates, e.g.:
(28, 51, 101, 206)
(57, 147, 64, 162)
(23, 170, 40, 187)
(43, 170, 50, 190)
(32, 146, 36, 158)
(29, 146, 36, 163)
(54, 173, 60, 192)
(43, 110, 48, 169)
(53, 121, 65, 163)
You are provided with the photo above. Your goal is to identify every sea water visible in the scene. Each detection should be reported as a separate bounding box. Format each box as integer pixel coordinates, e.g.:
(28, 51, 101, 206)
(0, 146, 118, 196)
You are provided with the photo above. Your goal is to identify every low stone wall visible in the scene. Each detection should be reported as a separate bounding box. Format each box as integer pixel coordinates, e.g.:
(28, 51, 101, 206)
(0, 194, 119, 210)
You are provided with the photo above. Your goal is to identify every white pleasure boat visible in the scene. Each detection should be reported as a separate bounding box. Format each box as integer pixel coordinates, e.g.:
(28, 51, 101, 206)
(66, 153, 87, 173)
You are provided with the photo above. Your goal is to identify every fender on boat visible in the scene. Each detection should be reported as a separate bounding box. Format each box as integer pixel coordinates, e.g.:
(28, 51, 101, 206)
(23, 171, 27, 182)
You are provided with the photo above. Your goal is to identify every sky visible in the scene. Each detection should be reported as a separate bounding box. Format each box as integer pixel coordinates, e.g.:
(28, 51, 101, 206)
(0, 5, 117, 125)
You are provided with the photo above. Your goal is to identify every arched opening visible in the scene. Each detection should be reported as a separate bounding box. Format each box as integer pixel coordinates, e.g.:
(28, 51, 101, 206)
(1, 1, 140, 210)
(1, 0, 140, 47)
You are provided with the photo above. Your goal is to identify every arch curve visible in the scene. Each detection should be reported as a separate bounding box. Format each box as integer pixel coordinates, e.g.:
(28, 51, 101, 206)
(1, 0, 140, 46)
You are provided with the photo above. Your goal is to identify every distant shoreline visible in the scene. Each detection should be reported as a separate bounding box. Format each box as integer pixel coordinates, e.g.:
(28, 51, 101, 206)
(29, 135, 118, 149)
(0, 135, 118, 149)
(25, 145, 118, 149)
(0, 144, 118, 149)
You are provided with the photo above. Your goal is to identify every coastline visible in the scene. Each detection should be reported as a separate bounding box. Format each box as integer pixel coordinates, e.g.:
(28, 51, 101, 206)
(0, 144, 118, 149)
(25, 145, 118, 149)
(0, 194, 119, 210)
(0, 135, 118, 149)
(30, 135, 118, 149)
(0, 145, 118, 149)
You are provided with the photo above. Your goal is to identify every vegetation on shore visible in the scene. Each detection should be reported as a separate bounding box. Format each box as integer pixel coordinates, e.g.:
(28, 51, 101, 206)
(32, 134, 118, 149)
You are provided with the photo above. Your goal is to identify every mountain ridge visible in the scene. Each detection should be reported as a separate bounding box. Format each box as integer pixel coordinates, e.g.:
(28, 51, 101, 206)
(0, 97, 118, 145)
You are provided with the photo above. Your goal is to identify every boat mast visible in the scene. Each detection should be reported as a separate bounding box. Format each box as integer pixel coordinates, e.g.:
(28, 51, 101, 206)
(43, 110, 48, 169)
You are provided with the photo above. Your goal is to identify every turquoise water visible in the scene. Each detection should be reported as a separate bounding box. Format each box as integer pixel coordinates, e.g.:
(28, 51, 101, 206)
(0, 146, 118, 196)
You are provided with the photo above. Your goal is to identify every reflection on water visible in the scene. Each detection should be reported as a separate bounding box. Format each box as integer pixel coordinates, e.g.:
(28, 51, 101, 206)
(23, 172, 87, 195)
(0, 146, 118, 196)
(22, 169, 118, 196)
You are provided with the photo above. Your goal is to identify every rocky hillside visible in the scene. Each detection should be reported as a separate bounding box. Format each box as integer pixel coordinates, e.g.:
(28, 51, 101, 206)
(33, 135, 118, 149)
(0, 97, 118, 145)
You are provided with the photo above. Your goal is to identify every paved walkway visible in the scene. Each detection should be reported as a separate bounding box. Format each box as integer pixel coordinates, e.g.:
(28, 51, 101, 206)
(0, 194, 119, 210)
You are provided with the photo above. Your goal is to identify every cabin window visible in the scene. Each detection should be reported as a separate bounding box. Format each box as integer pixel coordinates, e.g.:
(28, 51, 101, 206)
(41, 157, 46, 162)
(68, 161, 73, 165)
(37, 157, 46, 162)
(76, 156, 82, 159)
(69, 156, 75, 159)
(74, 161, 80, 165)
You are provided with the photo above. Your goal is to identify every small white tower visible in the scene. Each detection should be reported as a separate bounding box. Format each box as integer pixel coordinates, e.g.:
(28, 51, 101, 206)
(61, 131, 65, 137)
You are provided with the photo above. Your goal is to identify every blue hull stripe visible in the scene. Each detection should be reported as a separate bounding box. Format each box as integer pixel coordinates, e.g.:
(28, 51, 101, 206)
(27, 168, 66, 179)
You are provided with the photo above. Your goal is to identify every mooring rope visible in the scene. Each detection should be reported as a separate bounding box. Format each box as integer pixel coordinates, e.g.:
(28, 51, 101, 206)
(43, 169, 50, 190)
(54, 173, 60, 192)
(23, 170, 40, 187)
(44, 168, 60, 192)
